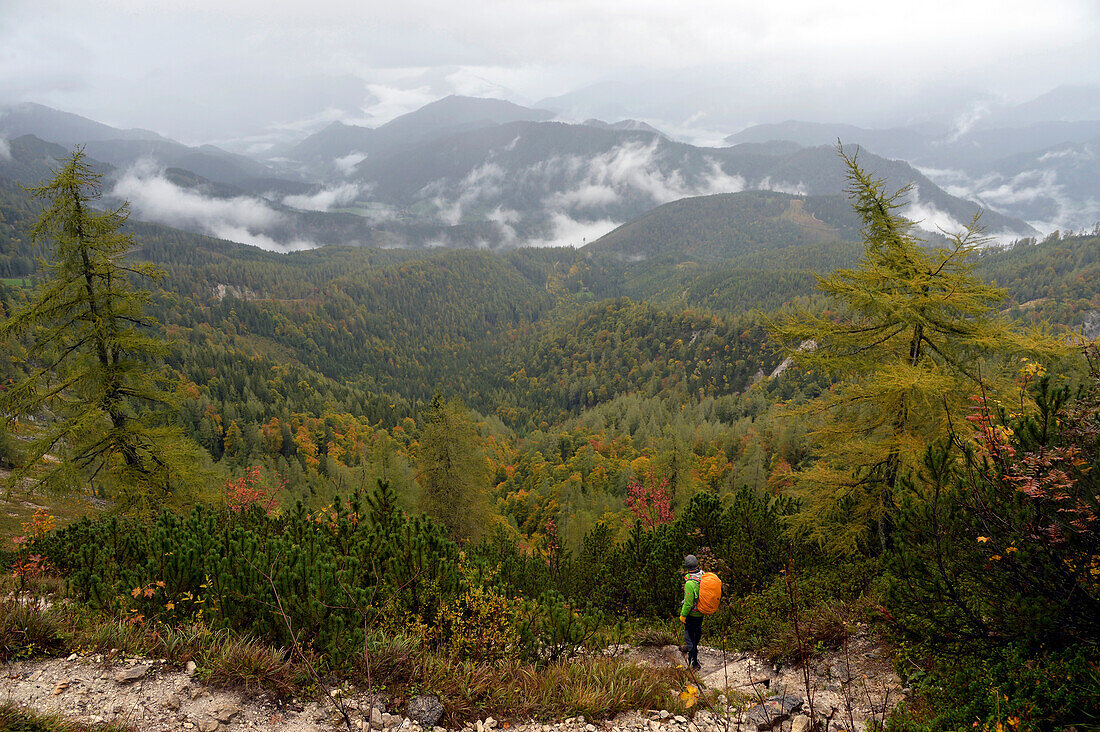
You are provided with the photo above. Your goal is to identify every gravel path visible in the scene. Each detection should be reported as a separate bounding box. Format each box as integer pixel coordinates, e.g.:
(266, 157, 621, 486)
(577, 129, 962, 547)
(1, 638, 901, 732)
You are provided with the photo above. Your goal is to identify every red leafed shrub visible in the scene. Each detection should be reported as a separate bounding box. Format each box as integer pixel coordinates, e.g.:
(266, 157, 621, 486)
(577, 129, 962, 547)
(224, 466, 283, 514)
(625, 475, 673, 528)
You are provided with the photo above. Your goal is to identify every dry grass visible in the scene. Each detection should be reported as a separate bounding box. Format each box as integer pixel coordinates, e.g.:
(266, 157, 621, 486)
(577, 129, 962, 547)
(1, 599, 703, 724)
(200, 632, 298, 695)
(0, 602, 298, 695)
(0, 701, 134, 731)
(629, 627, 678, 647)
(411, 654, 698, 724)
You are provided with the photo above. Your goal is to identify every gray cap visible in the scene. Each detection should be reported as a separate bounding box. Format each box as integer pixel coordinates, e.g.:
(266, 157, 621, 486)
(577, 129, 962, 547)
(682, 554, 699, 571)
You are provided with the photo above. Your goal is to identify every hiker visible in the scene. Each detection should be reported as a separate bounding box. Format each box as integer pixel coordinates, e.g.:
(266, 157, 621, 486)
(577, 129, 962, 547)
(679, 554, 704, 670)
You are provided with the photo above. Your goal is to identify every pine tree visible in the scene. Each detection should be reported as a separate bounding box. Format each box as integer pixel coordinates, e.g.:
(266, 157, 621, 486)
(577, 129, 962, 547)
(0, 149, 208, 511)
(416, 392, 491, 542)
(768, 147, 1063, 555)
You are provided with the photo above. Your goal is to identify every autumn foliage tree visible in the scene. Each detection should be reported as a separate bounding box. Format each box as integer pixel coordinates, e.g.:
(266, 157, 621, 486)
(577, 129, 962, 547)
(769, 146, 1062, 555)
(417, 393, 491, 542)
(0, 149, 208, 511)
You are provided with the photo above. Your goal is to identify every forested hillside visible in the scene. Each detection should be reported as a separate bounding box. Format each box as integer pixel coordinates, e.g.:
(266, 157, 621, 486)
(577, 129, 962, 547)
(1, 153, 1098, 730)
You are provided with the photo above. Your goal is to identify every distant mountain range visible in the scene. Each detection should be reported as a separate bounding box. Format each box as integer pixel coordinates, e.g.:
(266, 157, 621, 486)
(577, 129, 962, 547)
(5, 92, 1094, 254)
(725, 93, 1100, 234)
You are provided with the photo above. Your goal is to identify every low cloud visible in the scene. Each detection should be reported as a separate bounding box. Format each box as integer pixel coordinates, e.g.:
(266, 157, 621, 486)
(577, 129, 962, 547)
(416, 139, 749, 248)
(0, 136, 10, 161)
(423, 162, 506, 225)
(525, 212, 620, 248)
(946, 99, 994, 143)
(283, 182, 361, 211)
(333, 151, 368, 176)
(486, 206, 521, 244)
(757, 177, 807, 195)
(903, 185, 1024, 245)
(546, 183, 620, 209)
(539, 143, 745, 218)
(921, 160, 1100, 235)
(112, 159, 316, 252)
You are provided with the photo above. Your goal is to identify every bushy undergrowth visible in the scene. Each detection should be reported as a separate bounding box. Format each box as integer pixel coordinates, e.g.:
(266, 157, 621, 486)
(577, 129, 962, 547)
(884, 364, 1100, 730)
(40, 481, 459, 664)
(710, 559, 880, 662)
(887, 645, 1099, 732)
(479, 486, 796, 619)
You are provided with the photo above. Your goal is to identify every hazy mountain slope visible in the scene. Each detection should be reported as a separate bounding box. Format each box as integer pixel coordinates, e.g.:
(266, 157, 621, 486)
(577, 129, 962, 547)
(283, 95, 555, 176)
(968, 138, 1100, 227)
(349, 120, 1032, 244)
(0, 102, 168, 145)
(725, 122, 930, 160)
(0, 135, 114, 185)
(987, 85, 1100, 127)
(725, 115, 1100, 231)
(80, 139, 276, 186)
(1, 103, 290, 190)
(726, 118, 1100, 169)
(586, 191, 858, 261)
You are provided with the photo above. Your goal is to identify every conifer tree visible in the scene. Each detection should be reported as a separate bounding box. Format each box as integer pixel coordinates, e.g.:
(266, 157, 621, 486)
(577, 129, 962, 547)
(416, 392, 491, 541)
(768, 147, 1062, 555)
(0, 149, 208, 511)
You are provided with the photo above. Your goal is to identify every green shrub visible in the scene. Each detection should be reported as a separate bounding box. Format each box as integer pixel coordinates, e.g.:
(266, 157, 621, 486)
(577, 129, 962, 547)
(42, 481, 459, 663)
(516, 591, 603, 664)
(888, 645, 1100, 731)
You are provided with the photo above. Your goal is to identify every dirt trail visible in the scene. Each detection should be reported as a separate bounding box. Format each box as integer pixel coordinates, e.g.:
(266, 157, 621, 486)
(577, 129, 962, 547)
(621, 631, 902, 728)
(2, 636, 901, 732)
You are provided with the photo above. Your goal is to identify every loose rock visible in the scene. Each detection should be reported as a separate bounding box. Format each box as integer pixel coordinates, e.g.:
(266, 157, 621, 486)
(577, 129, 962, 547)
(791, 715, 813, 732)
(215, 703, 242, 723)
(114, 664, 151, 684)
(408, 696, 445, 729)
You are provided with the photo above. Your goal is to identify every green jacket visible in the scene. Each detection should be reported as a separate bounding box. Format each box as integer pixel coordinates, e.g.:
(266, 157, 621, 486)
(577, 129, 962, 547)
(680, 573, 704, 618)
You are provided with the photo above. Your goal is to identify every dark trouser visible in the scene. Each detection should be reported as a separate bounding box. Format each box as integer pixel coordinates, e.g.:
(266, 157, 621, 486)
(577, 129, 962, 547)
(683, 615, 702, 669)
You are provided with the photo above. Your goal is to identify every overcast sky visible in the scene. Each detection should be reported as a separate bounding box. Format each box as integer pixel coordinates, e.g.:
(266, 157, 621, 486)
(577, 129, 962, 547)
(2, 0, 1098, 145)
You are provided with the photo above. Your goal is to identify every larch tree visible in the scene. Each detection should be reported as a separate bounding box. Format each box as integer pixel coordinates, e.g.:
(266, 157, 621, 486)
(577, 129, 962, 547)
(416, 392, 491, 542)
(768, 146, 1063, 555)
(0, 149, 208, 512)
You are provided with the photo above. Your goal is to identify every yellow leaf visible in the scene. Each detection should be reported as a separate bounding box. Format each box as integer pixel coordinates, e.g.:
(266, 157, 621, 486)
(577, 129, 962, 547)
(991, 555, 1002, 561)
(165, 602, 175, 611)
(977, 536, 990, 543)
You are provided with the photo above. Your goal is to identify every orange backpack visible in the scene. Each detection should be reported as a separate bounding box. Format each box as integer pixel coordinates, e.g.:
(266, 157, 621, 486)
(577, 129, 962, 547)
(694, 571, 722, 615)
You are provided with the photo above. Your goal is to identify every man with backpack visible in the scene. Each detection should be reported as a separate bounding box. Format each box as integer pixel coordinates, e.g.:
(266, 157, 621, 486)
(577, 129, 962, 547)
(679, 554, 704, 669)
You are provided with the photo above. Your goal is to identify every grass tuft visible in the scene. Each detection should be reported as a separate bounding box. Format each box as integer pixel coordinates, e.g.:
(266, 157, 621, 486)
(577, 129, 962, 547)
(202, 633, 297, 694)
(0, 599, 67, 662)
(0, 701, 134, 731)
(629, 627, 678, 647)
(412, 654, 696, 724)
